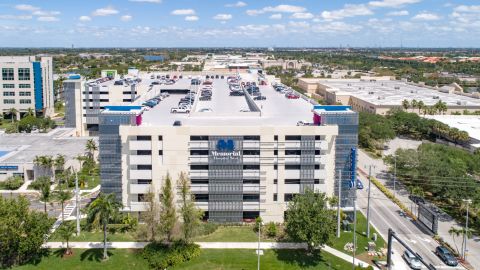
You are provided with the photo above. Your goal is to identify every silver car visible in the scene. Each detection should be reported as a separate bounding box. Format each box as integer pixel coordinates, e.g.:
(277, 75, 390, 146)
(403, 250, 422, 270)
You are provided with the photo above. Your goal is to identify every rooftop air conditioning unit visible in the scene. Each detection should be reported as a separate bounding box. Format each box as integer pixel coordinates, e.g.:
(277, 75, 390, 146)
(394, 86, 400, 90)
(433, 96, 439, 99)
(368, 91, 374, 95)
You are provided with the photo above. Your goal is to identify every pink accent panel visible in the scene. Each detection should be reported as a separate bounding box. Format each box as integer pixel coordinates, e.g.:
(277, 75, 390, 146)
(313, 113, 321, 125)
(136, 115, 142, 126)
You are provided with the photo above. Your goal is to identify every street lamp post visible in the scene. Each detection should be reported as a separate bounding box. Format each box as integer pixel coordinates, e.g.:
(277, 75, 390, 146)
(337, 170, 342, 238)
(462, 199, 472, 260)
(366, 165, 374, 239)
(75, 170, 81, 236)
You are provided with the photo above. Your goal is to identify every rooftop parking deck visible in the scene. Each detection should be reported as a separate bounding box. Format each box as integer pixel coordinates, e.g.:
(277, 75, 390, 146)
(140, 77, 316, 127)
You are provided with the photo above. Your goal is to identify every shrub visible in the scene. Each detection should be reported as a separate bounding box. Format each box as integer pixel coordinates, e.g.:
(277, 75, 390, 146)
(253, 216, 262, 233)
(265, 222, 277, 238)
(196, 222, 218, 237)
(0, 176, 23, 190)
(142, 241, 201, 270)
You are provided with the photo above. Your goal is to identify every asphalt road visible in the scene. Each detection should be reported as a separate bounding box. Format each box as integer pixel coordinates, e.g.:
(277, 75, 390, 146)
(356, 172, 465, 270)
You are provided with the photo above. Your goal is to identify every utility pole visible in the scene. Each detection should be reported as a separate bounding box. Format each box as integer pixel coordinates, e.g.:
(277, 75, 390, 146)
(257, 195, 261, 270)
(75, 170, 81, 236)
(393, 156, 397, 198)
(337, 170, 342, 238)
(366, 165, 372, 238)
(352, 195, 357, 270)
(462, 199, 472, 260)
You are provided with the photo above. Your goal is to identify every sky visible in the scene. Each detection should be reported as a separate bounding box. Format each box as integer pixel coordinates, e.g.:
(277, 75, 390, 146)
(0, 0, 479, 48)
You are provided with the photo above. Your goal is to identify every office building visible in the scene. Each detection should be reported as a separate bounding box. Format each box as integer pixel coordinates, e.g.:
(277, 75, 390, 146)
(98, 75, 358, 223)
(0, 56, 54, 118)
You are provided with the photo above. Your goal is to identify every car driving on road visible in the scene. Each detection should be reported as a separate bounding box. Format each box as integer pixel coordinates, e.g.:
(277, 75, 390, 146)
(435, 246, 458, 267)
(402, 250, 422, 270)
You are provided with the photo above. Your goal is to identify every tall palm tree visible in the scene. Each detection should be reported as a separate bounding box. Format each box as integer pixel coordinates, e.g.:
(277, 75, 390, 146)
(38, 176, 51, 213)
(417, 101, 425, 114)
(55, 154, 66, 183)
(87, 193, 122, 260)
(402, 99, 410, 111)
(57, 222, 75, 255)
(26, 108, 35, 117)
(85, 139, 98, 161)
(411, 99, 418, 113)
(8, 108, 18, 123)
(57, 188, 72, 223)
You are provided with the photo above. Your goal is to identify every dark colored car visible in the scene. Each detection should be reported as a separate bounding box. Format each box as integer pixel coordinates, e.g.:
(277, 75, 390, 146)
(191, 79, 200, 85)
(253, 96, 266, 100)
(356, 180, 364, 189)
(173, 120, 182, 126)
(435, 246, 458, 266)
(230, 91, 244, 96)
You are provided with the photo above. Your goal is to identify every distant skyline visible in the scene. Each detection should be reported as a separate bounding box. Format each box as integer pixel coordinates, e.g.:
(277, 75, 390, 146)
(0, 0, 479, 48)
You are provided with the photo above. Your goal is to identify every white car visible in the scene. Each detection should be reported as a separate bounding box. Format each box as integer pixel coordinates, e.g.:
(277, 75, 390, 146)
(171, 106, 190, 113)
(239, 109, 250, 112)
(403, 250, 422, 270)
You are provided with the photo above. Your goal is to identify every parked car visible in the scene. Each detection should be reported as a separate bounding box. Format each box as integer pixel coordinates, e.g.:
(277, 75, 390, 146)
(253, 95, 266, 100)
(173, 120, 182, 126)
(239, 109, 250, 112)
(435, 246, 458, 266)
(356, 180, 364, 189)
(402, 250, 422, 270)
(191, 79, 201, 85)
(230, 91, 244, 96)
(171, 106, 190, 113)
(409, 195, 426, 205)
(199, 108, 213, 112)
(286, 94, 300, 99)
(199, 96, 211, 101)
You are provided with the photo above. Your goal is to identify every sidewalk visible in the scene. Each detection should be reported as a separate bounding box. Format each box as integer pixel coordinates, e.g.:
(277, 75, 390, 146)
(358, 148, 480, 269)
(44, 241, 372, 268)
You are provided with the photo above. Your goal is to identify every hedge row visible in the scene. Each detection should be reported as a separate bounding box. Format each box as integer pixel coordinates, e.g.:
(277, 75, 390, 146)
(370, 177, 416, 219)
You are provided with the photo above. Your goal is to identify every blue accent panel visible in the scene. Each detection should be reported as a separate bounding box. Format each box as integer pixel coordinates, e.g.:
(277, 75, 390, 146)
(313, 105, 352, 111)
(33, 62, 43, 111)
(104, 106, 142, 111)
(349, 147, 357, 189)
(0, 165, 18, 171)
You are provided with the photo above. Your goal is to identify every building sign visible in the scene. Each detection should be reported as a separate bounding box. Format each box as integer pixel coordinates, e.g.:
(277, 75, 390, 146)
(349, 147, 357, 189)
(418, 204, 438, 234)
(211, 139, 241, 161)
(0, 165, 19, 171)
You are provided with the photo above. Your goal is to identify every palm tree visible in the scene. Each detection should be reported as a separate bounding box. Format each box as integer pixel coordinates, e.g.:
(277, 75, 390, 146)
(8, 108, 18, 123)
(57, 188, 72, 223)
(86, 193, 122, 260)
(417, 101, 425, 114)
(55, 154, 66, 183)
(38, 176, 51, 213)
(448, 226, 461, 255)
(26, 108, 35, 117)
(402, 99, 410, 111)
(411, 99, 418, 113)
(57, 222, 76, 255)
(85, 139, 98, 161)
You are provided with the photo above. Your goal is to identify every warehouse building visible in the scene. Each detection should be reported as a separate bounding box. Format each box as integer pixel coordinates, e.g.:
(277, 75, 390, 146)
(298, 77, 480, 115)
(0, 56, 54, 118)
(98, 75, 358, 223)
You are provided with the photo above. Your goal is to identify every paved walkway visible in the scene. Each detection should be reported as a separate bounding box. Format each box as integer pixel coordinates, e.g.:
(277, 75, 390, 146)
(44, 241, 372, 268)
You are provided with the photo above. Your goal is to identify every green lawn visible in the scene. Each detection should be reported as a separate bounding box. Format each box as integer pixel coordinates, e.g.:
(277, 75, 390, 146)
(14, 249, 352, 270)
(193, 226, 274, 242)
(331, 211, 386, 257)
(49, 221, 143, 242)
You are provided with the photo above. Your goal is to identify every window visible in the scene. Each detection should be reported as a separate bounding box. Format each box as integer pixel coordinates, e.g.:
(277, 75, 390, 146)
(158, 136, 163, 141)
(3, 84, 14, 88)
(243, 149, 260, 155)
(190, 165, 209, 170)
(3, 99, 14, 104)
(137, 194, 146, 202)
(284, 193, 295, 202)
(137, 165, 152, 170)
(274, 150, 278, 155)
(18, 68, 30, 80)
(136, 136, 151, 141)
(137, 179, 152, 184)
(315, 164, 324, 170)
(243, 194, 259, 202)
(274, 135, 278, 141)
(314, 179, 323, 184)
(273, 194, 278, 201)
(191, 179, 209, 184)
(285, 150, 301, 155)
(190, 149, 209, 155)
(243, 135, 260, 141)
(19, 99, 31, 104)
(3, 92, 14, 96)
(274, 179, 277, 184)
(19, 84, 30, 88)
(136, 150, 151, 155)
(315, 135, 321, 140)
(285, 135, 301, 141)
(285, 179, 301, 184)
(158, 150, 163, 155)
(274, 165, 278, 170)
(2, 68, 14, 80)
(190, 136, 208, 141)
(243, 179, 259, 184)
(243, 211, 259, 219)
(315, 150, 321, 155)
(19, 91, 31, 96)
(243, 164, 260, 170)
(122, 99, 132, 102)
(285, 165, 301, 170)
(193, 194, 209, 202)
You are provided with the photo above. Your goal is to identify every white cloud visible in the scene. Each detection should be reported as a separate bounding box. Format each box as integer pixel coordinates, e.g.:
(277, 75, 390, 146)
(290, 12, 314, 19)
(246, 5, 306, 16)
(269, 14, 282, 20)
(225, 1, 246, 8)
(79, 15, 91, 21)
(213, 14, 232, 21)
(92, 6, 119, 16)
(14, 4, 40, 11)
(129, 0, 162, 3)
(454, 5, 480, 13)
(321, 4, 373, 21)
(37, 16, 59, 22)
(288, 21, 310, 28)
(387, 10, 409, 16)
(312, 21, 363, 33)
(412, 12, 440, 21)
(121, 15, 133, 22)
(171, 9, 196, 15)
(368, 0, 421, 8)
(32, 10, 60, 16)
(0, 15, 32, 20)
(185, 16, 199, 21)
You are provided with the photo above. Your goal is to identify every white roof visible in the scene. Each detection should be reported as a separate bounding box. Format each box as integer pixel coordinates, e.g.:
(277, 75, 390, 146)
(423, 115, 480, 142)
